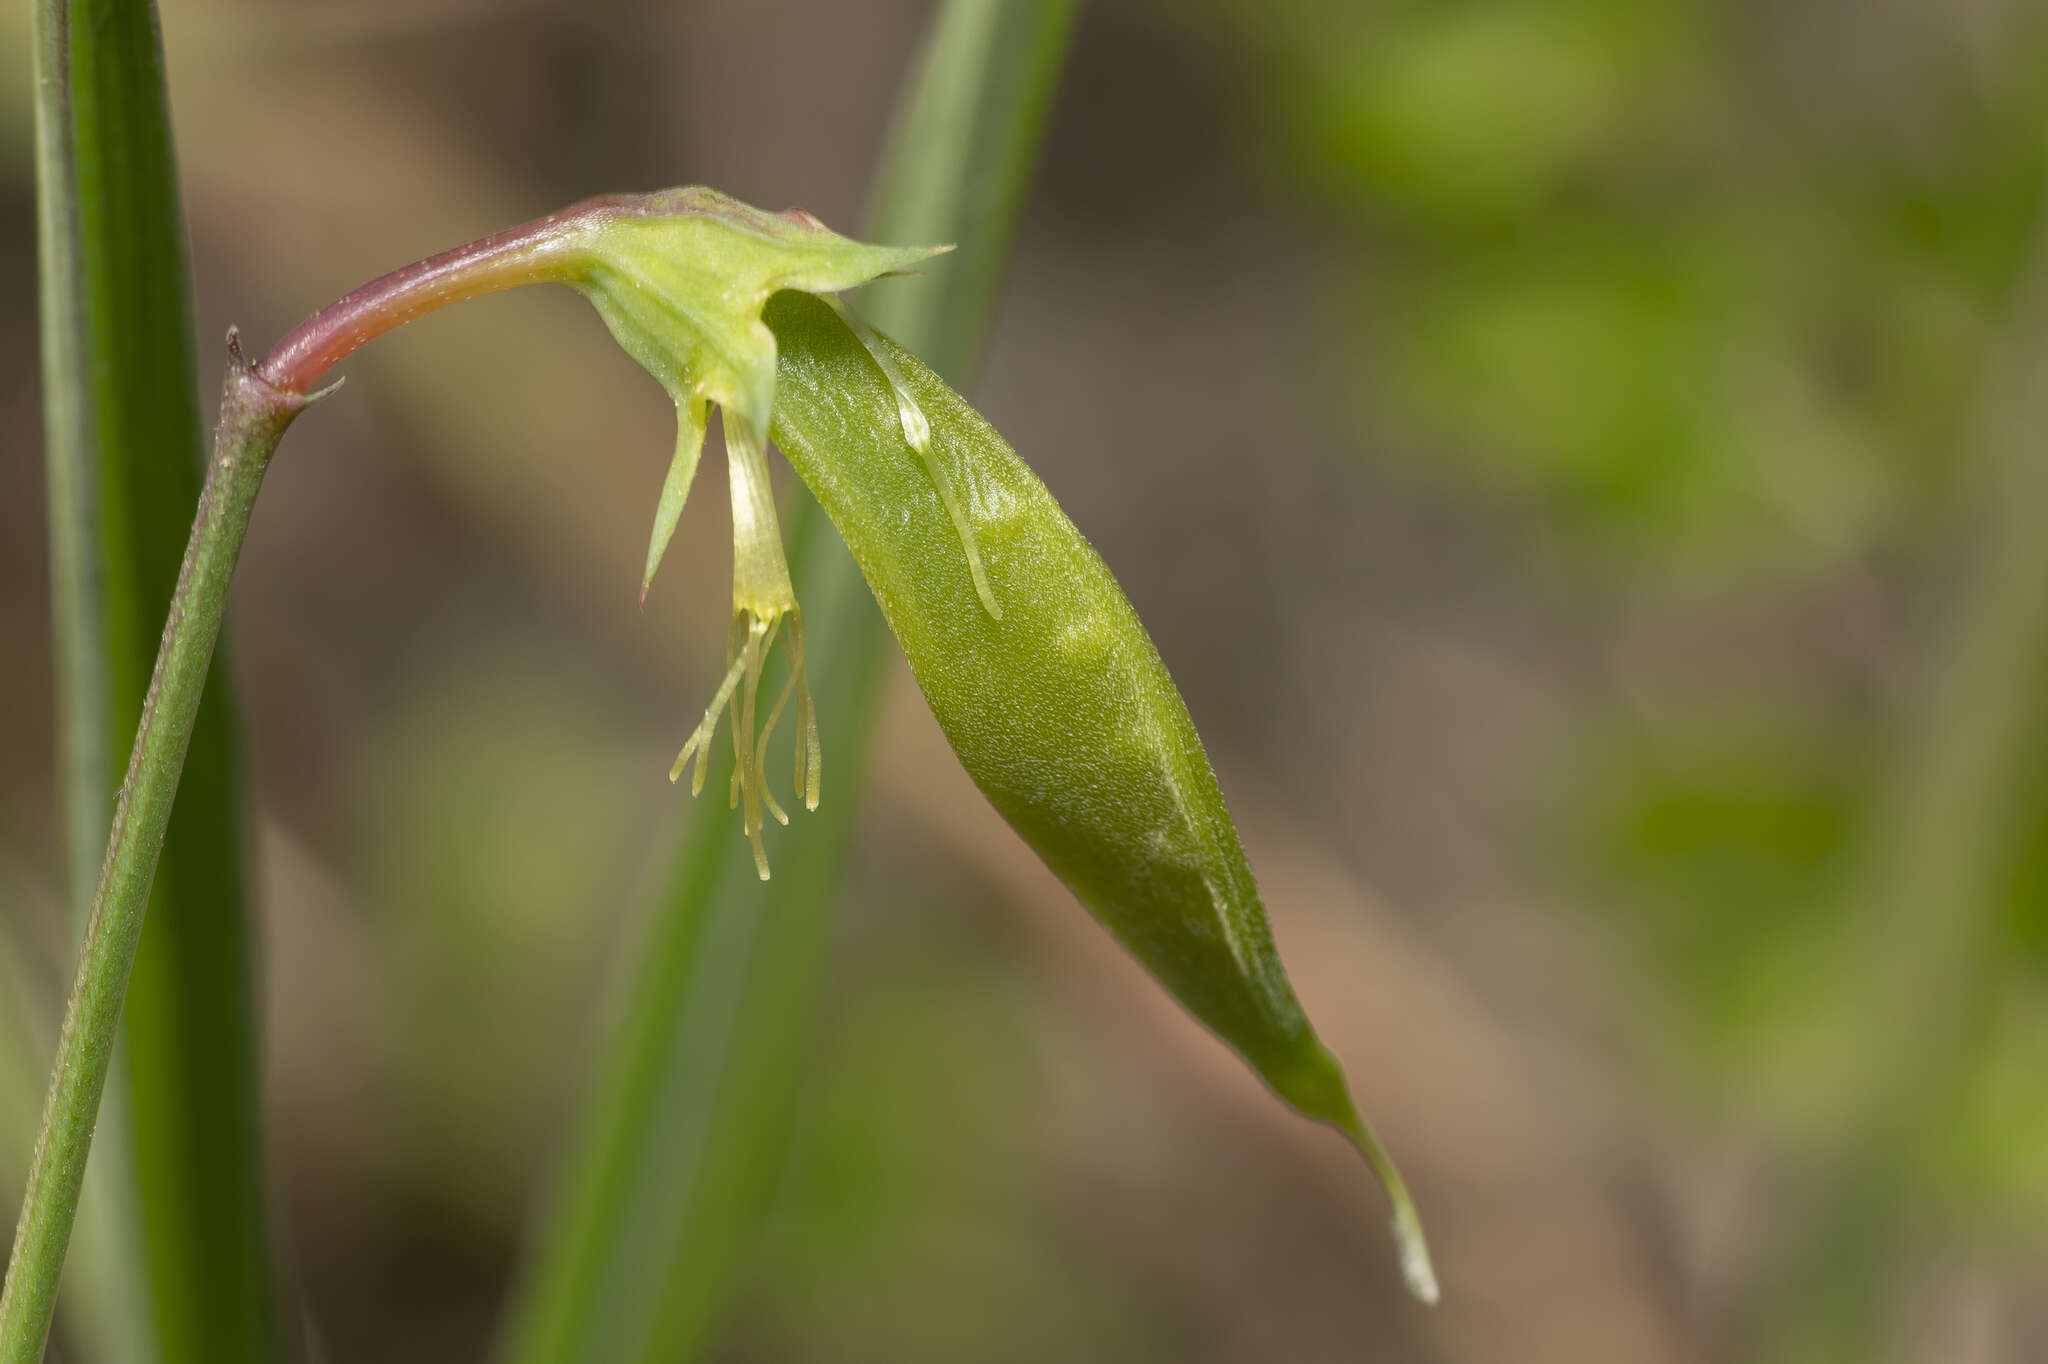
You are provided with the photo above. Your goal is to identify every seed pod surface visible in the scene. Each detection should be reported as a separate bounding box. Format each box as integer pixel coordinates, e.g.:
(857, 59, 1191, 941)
(766, 290, 1434, 1300)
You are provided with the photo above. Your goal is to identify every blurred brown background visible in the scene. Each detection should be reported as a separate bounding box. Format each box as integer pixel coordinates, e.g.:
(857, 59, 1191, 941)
(6, 0, 2048, 1360)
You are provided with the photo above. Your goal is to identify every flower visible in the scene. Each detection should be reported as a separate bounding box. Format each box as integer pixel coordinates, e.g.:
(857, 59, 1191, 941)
(564, 187, 947, 878)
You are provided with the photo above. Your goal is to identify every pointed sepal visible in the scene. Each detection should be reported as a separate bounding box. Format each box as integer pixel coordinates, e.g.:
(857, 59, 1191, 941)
(640, 395, 708, 605)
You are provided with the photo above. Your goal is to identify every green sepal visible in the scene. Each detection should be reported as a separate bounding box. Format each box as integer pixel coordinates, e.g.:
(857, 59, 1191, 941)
(640, 394, 707, 604)
(565, 188, 947, 603)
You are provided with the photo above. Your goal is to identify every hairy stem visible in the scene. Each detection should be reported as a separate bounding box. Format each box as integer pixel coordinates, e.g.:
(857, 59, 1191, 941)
(0, 342, 309, 1363)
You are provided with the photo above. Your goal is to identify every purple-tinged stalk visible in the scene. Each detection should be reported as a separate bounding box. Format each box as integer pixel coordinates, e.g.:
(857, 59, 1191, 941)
(260, 191, 831, 394)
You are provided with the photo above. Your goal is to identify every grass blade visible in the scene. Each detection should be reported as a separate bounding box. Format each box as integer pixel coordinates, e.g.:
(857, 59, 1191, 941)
(49, 1, 280, 1358)
(860, 0, 1082, 374)
(1753, 215, 2048, 1364)
(33, 0, 161, 1358)
(496, 3, 1081, 1360)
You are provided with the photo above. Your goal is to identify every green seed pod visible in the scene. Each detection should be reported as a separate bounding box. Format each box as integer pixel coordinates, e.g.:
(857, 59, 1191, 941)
(764, 290, 1438, 1302)
(558, 190, 1431, 1297)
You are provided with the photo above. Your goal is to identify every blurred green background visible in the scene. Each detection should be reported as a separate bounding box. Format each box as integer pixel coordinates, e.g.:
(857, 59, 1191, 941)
(5, 0, 2048, 1359)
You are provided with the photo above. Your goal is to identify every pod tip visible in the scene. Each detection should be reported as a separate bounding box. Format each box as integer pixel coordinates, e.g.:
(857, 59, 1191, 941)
(1393, 1203, 1439, 1305)
(1330, 1103, 1438, 1305)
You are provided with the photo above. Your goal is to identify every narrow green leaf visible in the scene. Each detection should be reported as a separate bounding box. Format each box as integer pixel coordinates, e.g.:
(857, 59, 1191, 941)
(31, 2, 160, 1359)
(496, 4, 1080, 1360)
(61, 1, 279, 1358)
(35, 0, 104, 943)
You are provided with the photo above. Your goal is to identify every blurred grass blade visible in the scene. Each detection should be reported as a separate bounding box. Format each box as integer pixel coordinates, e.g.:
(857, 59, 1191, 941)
(1755, 215, 2048, 1364)
(48, 0, 281, 1358)
(37, 0, 106, 946)
(496, 537, 890, 1364)
(859, 0, 1081, 370)
(32, 0, 143, 1351)
(497, 3, 1081, 1360)
(33, 0, 160, 1358)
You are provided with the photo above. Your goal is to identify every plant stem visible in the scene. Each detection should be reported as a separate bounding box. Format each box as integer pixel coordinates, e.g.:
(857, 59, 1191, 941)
(0, 341, 310, 1364)
(3, 193, 585, 1352)
(256, 204, 597, 394)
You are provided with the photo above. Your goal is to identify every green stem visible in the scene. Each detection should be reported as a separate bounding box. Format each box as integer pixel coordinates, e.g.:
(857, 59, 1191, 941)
(0, 342, 310, 1364)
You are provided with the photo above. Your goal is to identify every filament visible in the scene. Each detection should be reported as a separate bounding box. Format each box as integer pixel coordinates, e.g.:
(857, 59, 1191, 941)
(669, 606, 817, 879)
